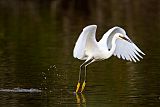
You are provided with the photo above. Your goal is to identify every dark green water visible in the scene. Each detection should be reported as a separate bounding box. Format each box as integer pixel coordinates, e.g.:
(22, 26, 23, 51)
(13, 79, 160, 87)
(0, 0, 160, 107)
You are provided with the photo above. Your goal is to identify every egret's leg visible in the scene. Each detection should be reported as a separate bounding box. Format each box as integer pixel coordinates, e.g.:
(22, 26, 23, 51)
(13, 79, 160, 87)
(81, 59, 95, 93)
(76, 57, 93, 93)
(76, 61, 87, 93)
(78, 63, 84, 82)
(76, 82, 81, 93)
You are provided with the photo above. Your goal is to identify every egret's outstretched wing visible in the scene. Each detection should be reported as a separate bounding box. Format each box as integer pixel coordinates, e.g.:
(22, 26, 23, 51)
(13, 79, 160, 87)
(113, 35, 145, 62)
(99, 26, 144, 62)
(73, 25, 98, 60)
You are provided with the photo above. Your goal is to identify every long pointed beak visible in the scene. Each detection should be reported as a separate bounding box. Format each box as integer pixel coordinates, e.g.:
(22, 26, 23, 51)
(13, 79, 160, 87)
(120, 36, 132, 43)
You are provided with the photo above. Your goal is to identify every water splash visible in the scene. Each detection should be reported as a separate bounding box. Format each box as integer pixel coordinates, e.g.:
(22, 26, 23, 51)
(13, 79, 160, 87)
(48, 65, 57, 71)
(0, 88, 42, 93)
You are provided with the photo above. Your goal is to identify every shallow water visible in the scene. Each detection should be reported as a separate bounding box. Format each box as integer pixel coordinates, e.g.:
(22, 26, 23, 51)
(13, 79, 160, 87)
(0, 0, 160, 107)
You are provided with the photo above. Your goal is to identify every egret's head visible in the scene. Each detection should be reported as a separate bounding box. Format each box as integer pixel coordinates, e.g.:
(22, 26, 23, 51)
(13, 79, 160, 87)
(116, 33, 132, 43)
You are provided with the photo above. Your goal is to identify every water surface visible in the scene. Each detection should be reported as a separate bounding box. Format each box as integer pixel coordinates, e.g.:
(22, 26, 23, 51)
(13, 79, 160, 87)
(0, 0, 160, 107)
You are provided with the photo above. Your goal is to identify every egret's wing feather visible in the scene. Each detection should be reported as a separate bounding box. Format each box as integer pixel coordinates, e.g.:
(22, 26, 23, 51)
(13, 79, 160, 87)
(114, 36, 145, 62)
(73, 31, 88, 59)
(99, 26, 144, 62)
(73, 25, 98, 59)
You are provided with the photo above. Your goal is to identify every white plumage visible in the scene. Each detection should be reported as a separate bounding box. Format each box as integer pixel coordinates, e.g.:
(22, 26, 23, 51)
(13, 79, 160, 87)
(73, 25, 145, 62)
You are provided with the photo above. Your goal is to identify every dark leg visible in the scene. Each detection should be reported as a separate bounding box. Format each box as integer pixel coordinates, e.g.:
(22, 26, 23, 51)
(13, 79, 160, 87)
(81, 59, 95, 92)
(76, 57, 93, 93)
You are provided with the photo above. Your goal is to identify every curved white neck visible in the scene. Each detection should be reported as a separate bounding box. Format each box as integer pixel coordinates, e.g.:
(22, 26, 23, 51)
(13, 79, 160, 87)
(107, 36, 117, 57)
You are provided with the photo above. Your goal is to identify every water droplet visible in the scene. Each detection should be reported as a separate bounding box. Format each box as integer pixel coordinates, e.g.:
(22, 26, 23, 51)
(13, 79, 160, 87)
(42, 72, 46, 75)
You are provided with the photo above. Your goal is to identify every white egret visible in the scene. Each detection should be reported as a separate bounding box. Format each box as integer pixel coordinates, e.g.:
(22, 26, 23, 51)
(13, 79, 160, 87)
(73, 25, 145, 93)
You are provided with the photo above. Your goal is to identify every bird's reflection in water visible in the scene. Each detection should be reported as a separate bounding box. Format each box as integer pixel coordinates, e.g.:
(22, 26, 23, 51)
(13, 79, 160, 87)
(75, 93, 86, 107)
